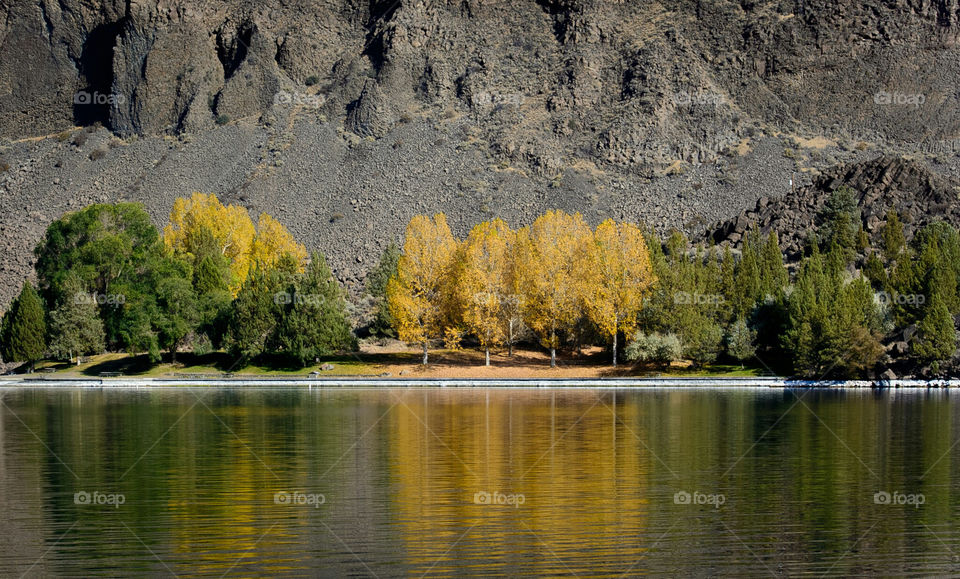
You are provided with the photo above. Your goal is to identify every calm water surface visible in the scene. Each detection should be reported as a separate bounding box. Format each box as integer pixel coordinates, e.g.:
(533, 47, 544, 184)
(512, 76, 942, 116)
(0, 387, 959, 576)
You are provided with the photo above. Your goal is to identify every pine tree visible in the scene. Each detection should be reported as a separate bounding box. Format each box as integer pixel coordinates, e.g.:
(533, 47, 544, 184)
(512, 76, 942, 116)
(913, 293, 956, 364)
(819, 186, 861, 254)
(276, 253, 356, 367)
(0, 281, 47, 372)
(226, 268, 285, 362)
(882, 209, 905, 262)
(366, 243, 401, 338)
(759, 232, 788, 300)
(732, 231, 761, 319)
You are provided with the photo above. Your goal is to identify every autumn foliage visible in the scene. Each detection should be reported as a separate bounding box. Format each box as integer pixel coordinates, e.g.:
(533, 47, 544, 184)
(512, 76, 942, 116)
(164, 193, 307, 295)
(387, 210, 656, 367)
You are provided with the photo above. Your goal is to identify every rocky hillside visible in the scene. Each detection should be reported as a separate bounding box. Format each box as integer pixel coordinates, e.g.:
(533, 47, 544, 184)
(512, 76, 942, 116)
(703, 156, 960, 258)
(2, 0, 960, 305)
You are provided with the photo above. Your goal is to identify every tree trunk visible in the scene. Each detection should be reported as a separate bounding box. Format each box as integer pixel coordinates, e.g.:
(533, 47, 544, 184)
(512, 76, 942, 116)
(612, 331, 618, 367)
(485, 348, 490, 366)
(508, 320, 514, 357)
(422, 342, 429, 365)
(550, 347, 556, 368)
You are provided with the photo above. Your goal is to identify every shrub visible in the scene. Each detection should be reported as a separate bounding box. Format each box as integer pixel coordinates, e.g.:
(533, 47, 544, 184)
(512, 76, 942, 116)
(0, 161, 9, 173)
(625, 332, 683, 367)
(215, 114, 230, 126)
(305, 75, 320, 87)
(71, 132, 88, 147)
(88, 148, 107, 161)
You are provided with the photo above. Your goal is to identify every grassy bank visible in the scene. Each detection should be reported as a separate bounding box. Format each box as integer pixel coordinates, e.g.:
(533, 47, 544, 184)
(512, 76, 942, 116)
(15, 344, 771, 380)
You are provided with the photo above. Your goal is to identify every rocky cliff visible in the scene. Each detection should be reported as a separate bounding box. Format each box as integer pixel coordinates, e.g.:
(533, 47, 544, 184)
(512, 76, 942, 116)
(2, 0, 960, 305)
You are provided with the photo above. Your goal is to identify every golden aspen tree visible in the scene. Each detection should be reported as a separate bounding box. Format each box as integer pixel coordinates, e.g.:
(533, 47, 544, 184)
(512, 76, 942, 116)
(585, 219, 656, 366)
(164, 193, 256, 295)
(387, 214, 458, 365)
(456, 219, 515, 366)
(250, 213, 308, 272)
(515, 210, 593, 368)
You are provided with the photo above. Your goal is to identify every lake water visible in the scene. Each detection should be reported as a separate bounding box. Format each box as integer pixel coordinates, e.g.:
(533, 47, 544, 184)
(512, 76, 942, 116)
(0, 387, 958, 576)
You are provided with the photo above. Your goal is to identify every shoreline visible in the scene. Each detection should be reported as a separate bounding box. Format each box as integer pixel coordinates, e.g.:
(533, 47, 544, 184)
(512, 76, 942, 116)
(0, 376, 957, 388)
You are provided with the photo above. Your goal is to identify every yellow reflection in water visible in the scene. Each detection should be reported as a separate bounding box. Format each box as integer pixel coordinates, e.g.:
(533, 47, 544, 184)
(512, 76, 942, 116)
(387, 389, 652, 576)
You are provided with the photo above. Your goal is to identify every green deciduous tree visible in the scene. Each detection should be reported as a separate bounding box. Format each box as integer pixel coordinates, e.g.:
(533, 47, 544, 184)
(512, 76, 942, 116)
(727, 318, 757, 369)
(47, 274, 105, 365)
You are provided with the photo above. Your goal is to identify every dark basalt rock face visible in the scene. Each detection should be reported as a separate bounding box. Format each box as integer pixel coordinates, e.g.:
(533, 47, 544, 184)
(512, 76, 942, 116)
(3, 0, 960, 166)
(3, 0, 960, 313)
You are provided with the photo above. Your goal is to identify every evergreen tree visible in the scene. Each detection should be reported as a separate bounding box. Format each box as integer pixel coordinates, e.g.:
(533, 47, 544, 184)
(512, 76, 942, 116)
(732, 231, 761, 319)
(863, 252, 886, 289)
(684, 315, 724, 368)
(819, 186, 861, 255)
(0, 281, 47, 371)
(913, 293, 956, 364)
(882, 209, 905, 262)
(276, 253, 356, 367)
(366, 243, 401, 338)
(48, 274, 105, 365)
(759, 232, 789, 299)
(226, 260, 295, 363)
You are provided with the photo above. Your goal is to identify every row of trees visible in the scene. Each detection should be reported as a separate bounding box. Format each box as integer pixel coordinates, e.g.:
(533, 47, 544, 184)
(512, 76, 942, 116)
(0, 195, 353, 370)
(2, 188, 959, 377)
(385, 212, 654, 367)
(381, 194, 959, 376)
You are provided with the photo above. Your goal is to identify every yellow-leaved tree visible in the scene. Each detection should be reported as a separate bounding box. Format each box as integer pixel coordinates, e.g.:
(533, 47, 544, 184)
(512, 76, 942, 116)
(516, 210, 593, 367)
(250, 213, 309, 272)
(584, 219, 655, 366)
(387, 214, 457, 364)
(165, 194, 307, 295)
(455, 219, 516, 366)
(164, 193, 256, 294)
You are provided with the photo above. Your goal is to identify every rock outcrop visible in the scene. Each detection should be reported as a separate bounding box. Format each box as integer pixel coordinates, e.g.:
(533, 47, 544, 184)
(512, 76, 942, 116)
(702, 156, 960, 259)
